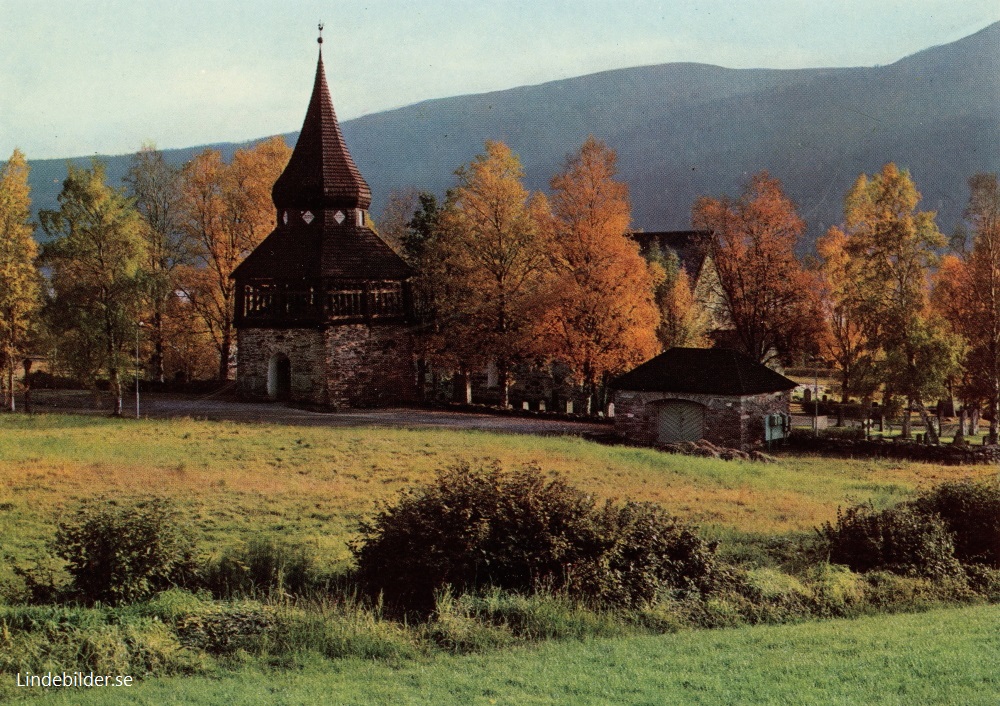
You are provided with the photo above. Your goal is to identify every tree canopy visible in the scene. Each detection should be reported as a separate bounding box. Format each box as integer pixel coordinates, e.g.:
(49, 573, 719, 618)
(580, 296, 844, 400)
(538, 136, 660, 410)
(692, 171, 821, 364)
(431, 141, 549, 406)
(0, 149, 40, 410)
(177, 137, 291, 381)
(40, 161, 148, 415)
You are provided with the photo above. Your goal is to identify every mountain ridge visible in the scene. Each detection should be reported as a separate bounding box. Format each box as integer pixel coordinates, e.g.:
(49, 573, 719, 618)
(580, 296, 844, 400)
(18, 21, 1000, 248)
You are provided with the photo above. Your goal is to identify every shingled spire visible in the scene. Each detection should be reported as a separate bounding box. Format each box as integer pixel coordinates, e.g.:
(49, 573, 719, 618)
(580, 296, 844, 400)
(271, 40, 372, 211)
(233, 30, 417, 410)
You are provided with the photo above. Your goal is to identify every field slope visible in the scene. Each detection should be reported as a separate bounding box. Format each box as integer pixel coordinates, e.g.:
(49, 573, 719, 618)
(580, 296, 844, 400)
(0, 413, 990, 569)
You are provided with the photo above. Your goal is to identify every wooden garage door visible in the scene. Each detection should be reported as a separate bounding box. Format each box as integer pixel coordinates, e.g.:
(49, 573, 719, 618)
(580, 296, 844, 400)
(657, 401, 705, 443)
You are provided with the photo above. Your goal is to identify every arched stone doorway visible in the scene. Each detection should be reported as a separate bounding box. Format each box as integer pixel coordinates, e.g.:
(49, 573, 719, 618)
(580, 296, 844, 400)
(656, 400, 705, 443)
(267, 353, 292, 401)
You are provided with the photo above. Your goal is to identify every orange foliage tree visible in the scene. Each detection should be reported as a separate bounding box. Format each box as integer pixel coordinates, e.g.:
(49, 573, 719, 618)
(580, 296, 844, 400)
(816, 225, 878, 402)
(692, 171, 821, 364)
(537, 137, 659, 411)
(177, 137, 291, 381)
(432, 141, 549, 406)
(0, 149, 39, 410)
(933, 174, 1000, 442)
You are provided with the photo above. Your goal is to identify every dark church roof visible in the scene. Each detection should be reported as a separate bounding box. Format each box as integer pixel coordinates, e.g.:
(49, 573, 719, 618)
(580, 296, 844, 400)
(271, 50, 372, 211)
(233, 222, 411, 281)
(611, 348, 797, 396)
(233, 42, 411, 284)
(629, 230, 712, 279)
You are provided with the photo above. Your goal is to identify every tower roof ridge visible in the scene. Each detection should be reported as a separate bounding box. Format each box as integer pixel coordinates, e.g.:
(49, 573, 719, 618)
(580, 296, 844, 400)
(271, 48, 372, 211)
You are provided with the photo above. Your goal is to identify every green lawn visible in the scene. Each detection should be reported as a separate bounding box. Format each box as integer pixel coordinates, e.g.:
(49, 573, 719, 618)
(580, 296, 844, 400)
(2, 413, 997, 704)
(0, 413, 988, 570)
(19, 603, 1000, 705)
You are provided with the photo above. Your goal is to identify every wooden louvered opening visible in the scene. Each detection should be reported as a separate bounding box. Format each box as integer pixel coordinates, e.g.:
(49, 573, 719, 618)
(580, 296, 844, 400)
(656, 400, 706, 444)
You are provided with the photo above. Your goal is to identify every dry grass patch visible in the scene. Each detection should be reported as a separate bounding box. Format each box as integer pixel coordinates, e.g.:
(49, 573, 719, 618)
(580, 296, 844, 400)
(0, 414, 994, 573)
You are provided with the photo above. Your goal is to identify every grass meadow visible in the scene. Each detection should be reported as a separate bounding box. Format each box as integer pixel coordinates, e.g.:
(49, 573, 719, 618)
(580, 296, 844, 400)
(0, 412, 997, 703)
(22, 604, 1000, 705)
(0, 413, 990, 568)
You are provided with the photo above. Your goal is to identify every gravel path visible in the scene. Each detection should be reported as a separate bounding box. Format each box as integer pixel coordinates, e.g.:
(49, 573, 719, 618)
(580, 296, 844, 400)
(30, 391, 609, 437)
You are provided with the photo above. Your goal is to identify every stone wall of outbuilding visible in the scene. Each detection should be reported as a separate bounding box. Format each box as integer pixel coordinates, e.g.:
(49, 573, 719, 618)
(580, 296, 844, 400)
(613, 389, 791, 451)
(237, 324, 416, 408)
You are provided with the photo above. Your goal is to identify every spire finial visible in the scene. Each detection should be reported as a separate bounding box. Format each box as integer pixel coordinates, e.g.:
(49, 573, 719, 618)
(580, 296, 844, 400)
(318, 22, 324, 45)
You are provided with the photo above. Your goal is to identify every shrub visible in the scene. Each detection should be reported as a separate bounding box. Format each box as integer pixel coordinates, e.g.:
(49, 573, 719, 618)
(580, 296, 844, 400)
(352, 463, 716, 612)
(803, 563, 866, 617)
(201, 537, 320, 598)
(261, 598, 419, 661)
(55, 497, 200, 605)
(585, 500, 716, 606)
(818, 503, 962, 579)
(913, 479, 1000, 567)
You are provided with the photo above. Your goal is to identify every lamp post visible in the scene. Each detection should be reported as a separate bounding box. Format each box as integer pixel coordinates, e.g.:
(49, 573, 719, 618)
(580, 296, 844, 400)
(135, 321, 145, 419)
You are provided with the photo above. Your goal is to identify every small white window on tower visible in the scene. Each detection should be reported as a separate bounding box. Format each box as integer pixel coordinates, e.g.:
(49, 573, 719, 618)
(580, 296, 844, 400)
(357, 210, 364, 227)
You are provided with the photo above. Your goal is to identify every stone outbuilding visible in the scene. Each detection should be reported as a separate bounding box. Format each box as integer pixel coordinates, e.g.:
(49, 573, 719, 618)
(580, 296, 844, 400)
(610, 348, 796, 451)
(232, 34, 416, 408)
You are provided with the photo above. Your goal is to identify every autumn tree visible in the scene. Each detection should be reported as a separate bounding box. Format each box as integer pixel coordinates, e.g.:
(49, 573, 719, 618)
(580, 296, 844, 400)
(933, 174, 1000, 442)
(0, 149, 40, 411)
(538, 137, 659, 411)
(433, 141, 548, 407)
(816, 226, 879, 403)
(646, 244, 709, 351)
(178, 137, 291, 381)
(691, 171, 821, 365)
(124, 144, 188, 382)
(841, 163, 957, 440)
(40, 161, 149, 415)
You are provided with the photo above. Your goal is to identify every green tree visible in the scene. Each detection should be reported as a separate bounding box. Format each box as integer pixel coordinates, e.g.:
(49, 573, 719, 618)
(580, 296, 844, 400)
(646, 244, 708, 351)
(41, 161, 149, 415)
(0, 149, 40, 411)
(841, 163, 957, 440)
(124, 144, 187, 383)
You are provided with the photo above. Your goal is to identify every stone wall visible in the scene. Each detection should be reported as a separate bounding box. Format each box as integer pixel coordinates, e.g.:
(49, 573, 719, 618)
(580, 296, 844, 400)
(613, 389, 790, 451)
(237, 328, 326, 404)
(237, 324, 416, 408)
(785, 435, 1000, 465)
(323, 323, 416, 407)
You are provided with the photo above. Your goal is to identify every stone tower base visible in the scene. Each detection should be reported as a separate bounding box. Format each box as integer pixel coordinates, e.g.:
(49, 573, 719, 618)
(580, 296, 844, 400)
(237, 324, 416, 408)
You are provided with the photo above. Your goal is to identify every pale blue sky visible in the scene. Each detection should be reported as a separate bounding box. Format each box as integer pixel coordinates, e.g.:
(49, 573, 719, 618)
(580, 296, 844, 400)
(2, 1, 997, 159)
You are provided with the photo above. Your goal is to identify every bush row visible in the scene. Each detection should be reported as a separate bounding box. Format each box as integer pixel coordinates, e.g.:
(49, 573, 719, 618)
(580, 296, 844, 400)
(820, 479, 1000, 576)
(4, 472, 1000, 690)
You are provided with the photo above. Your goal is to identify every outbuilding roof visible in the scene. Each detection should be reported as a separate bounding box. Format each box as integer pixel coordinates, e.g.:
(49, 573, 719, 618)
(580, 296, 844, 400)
(610, 347, 797, 396)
